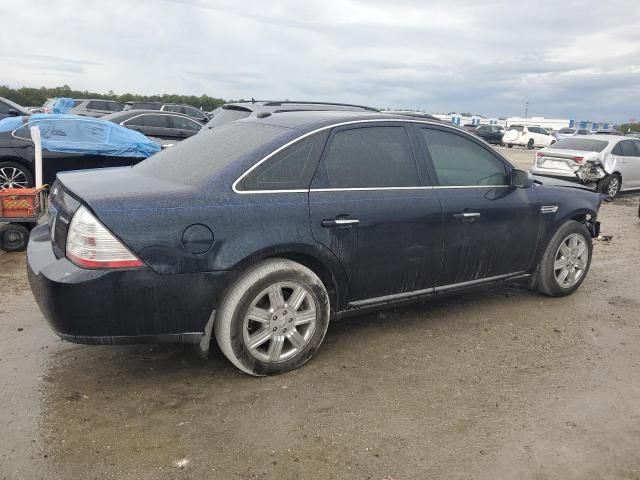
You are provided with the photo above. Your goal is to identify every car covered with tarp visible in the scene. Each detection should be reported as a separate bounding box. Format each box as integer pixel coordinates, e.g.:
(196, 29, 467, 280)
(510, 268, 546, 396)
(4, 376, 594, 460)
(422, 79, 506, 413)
(0, 114, 161, 188)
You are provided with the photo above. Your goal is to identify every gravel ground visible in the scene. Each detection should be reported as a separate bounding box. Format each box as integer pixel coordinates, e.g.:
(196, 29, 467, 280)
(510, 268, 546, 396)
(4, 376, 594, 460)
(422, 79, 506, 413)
(1, 148, 639, 480)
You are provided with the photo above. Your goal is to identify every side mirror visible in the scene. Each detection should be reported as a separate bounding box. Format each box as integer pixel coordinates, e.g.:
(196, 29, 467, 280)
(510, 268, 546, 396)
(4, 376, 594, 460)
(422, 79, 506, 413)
(511, 168, 534, 188)
(7, 108, 19, 117)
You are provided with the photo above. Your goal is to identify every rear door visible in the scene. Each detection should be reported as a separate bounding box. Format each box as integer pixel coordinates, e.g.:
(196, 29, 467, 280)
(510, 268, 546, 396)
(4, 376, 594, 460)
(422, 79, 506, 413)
(416, 125, 540, 286)
(617, 140, 640, 189)
(309, 122, 444, 304)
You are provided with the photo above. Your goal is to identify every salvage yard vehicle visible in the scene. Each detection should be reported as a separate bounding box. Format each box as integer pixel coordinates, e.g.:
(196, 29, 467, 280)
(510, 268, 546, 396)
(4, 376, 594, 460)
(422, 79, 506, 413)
(0, 114, 160, 188)
(531, 135, 640, 199)
(503, 125, 556, 149)
(101, 110, 203, 142)
(475, 125, 505, 145)
(28, 111, 602, 376)
(0, 97, 32, 121)
(123, 102, 210, 124)
(556, 127, 590, 140)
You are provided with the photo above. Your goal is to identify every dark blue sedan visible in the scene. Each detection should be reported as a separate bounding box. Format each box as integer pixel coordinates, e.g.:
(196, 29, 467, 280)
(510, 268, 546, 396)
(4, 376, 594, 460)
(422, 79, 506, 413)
(27, 111, 602, 375)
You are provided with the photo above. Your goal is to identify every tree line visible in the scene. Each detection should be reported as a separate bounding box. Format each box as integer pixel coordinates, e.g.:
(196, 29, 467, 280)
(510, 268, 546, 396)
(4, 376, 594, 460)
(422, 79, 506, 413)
(0, 85, 226, 112)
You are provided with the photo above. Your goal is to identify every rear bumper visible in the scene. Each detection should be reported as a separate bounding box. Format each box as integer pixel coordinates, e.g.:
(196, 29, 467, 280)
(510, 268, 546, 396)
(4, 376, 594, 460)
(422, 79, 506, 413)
(27, 225, 235, 344)
(530, 167, 578, 181)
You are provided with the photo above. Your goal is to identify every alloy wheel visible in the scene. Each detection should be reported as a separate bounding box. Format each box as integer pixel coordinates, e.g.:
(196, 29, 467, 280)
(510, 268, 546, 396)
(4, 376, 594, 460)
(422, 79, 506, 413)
(554, 233, 588, 288)
(0, 166, 29, 189)
(608, 176, 620, 198)
(242, 281, 318, 363)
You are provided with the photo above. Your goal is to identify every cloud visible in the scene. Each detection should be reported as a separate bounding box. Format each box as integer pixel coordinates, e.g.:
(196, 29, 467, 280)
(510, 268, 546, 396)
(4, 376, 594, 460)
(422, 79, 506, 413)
(1, 0, 639, 122)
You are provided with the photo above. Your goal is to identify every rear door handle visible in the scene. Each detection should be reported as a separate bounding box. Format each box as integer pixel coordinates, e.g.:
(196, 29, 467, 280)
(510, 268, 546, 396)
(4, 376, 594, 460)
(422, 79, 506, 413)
(321, 218, 359, 228)
(453, 212, 480, 223)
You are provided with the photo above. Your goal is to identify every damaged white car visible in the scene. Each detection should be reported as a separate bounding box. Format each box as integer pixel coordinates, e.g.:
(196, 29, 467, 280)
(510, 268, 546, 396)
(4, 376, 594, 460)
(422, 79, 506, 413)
(531, 136, 640, 199)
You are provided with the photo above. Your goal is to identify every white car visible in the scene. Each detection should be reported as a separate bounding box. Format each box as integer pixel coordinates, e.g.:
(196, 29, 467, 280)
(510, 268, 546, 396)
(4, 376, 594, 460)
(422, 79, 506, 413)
(503, 125, 556, 149)
(530, 135, 640, 199)
(556, 127, 591, 141)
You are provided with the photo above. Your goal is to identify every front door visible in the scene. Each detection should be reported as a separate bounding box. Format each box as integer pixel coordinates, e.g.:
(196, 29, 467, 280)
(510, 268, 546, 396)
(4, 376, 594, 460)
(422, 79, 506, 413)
(416, 125, 540, 286)
(309, 123, 444, 303)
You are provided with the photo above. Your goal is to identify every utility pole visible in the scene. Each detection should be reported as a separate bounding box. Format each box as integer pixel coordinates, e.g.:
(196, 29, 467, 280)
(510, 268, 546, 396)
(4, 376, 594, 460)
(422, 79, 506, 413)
(524, 99, 529, 118)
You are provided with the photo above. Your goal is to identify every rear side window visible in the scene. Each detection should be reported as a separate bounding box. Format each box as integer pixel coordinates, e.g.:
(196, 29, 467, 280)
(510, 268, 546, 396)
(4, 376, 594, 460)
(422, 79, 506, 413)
(322, 126, 419, 188)
(421, 128, 508, 186)
(134, 122, 288, 186)
(239, 132, 328, 191)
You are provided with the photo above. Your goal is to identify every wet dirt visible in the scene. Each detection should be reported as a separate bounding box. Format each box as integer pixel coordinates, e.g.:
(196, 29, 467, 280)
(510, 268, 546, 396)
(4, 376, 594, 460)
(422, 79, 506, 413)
(1, 149, 639, 479)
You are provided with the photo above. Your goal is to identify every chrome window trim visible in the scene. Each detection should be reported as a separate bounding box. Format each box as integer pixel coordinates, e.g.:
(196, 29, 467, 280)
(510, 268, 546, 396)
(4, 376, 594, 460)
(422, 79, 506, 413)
(233, 118, 515, 194)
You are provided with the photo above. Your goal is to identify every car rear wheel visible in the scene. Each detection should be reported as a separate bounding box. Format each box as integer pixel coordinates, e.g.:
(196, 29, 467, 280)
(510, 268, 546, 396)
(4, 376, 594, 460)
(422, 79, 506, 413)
(507, 144, 513, 148)
(0, 162, 34, 189)
(0, 224, 30, 252)
(598, 173, 621, 201)
(536, 221, 592, 297)
(214, 258, 330, 376)
(527, 139, 535, 149)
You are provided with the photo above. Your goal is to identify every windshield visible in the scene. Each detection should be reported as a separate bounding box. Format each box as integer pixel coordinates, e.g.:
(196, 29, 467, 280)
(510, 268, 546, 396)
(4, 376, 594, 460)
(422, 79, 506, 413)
(203, 106, 252, 129)
(134, 121, 288, 185)
(558, 128, 575, 134)
(551, 138, 609, 152)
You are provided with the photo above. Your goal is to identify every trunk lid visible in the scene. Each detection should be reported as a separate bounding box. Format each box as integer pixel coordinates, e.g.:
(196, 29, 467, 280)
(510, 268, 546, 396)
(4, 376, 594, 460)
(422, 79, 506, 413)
(535, 148, 600, 172)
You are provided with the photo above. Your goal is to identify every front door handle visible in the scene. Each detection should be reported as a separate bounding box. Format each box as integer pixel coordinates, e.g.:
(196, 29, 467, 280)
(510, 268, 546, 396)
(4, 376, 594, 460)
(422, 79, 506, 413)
(453, 212, 480, 223)
(321, 218, 360, 228)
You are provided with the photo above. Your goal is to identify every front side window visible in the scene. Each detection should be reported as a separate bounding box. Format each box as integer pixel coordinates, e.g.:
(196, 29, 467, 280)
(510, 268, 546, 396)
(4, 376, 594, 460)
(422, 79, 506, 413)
(239, 132, 328, 191)
(420, 128, 508, 186)
(170, 115, 202, 131)
(322, 126, 419, 188)
(87, 101, 107, 110)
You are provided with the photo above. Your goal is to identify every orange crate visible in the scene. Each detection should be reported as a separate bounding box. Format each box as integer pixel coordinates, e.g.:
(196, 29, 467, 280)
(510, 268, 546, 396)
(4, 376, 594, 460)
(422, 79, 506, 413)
(0, 188, 45, 218)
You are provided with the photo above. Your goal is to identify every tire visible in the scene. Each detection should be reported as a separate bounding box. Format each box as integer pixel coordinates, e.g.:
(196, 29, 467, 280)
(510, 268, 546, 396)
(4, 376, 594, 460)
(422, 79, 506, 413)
(214, 258, 330, 376)
(0, 161, 34, 189)
(598, 173, 621, 201)
(0, 224, 30, 252)
(527, 139, 535, 150)
(507, 144, 513, 148)
(537, 221, 592, 297)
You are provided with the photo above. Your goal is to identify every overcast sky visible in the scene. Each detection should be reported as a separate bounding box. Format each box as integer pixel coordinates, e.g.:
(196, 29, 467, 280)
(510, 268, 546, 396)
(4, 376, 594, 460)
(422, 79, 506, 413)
(2, 0, 639, 122)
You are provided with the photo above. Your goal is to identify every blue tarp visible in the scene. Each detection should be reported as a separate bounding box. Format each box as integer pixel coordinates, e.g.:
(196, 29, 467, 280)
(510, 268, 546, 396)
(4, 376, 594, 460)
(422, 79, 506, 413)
(0, 115, 25, 133)
(10, 114, 161, 158)
(51, 97, 75, 114)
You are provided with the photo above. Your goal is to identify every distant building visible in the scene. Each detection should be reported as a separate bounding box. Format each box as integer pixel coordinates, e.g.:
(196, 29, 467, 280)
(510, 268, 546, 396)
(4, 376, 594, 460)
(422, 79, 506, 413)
(428, 113, 614, 131)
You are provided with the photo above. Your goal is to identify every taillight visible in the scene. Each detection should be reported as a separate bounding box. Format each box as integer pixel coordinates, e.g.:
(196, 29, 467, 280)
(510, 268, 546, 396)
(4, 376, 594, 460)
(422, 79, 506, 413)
(66, 206, 144, 269)
(535, 152, 544, 159)
(572, 156, 584, 164)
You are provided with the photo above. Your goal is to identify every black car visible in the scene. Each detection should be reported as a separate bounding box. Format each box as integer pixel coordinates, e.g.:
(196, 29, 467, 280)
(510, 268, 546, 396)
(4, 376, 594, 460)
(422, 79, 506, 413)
(28, 111, 602, 376)
(202, 100, 378, 130)
(0, 116, 157, 188)
(101, 110, 203, 142)
(0, 97, 32, 121)
(475, 124, 506, 145)
(123, 102, 209, 124)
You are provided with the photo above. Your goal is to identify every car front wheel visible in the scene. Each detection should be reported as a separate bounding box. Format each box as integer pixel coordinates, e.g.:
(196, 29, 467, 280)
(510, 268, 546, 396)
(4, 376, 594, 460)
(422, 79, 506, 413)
(0, 161, 34, 189)
(214, 258, 330, 376)
(536, 221, 592, 297)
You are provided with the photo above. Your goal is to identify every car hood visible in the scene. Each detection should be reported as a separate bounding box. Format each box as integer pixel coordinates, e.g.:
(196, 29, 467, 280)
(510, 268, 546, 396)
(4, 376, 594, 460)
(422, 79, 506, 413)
(532, 174, 595, 191)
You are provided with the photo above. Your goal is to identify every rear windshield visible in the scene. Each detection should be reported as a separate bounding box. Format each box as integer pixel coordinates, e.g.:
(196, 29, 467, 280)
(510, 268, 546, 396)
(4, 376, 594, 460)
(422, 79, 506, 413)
(203, 106, 252, 129)
(508, 126, 524, 132)
(134, 121, 288, 185)
(551, 138, 609, 152)
(558, 128, 575, 134)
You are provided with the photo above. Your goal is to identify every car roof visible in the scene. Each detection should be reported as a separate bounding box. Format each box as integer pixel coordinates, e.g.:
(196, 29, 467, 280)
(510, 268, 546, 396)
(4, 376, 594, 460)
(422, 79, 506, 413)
(235, 110, 452, 132)
(223, 100, 378, 113)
